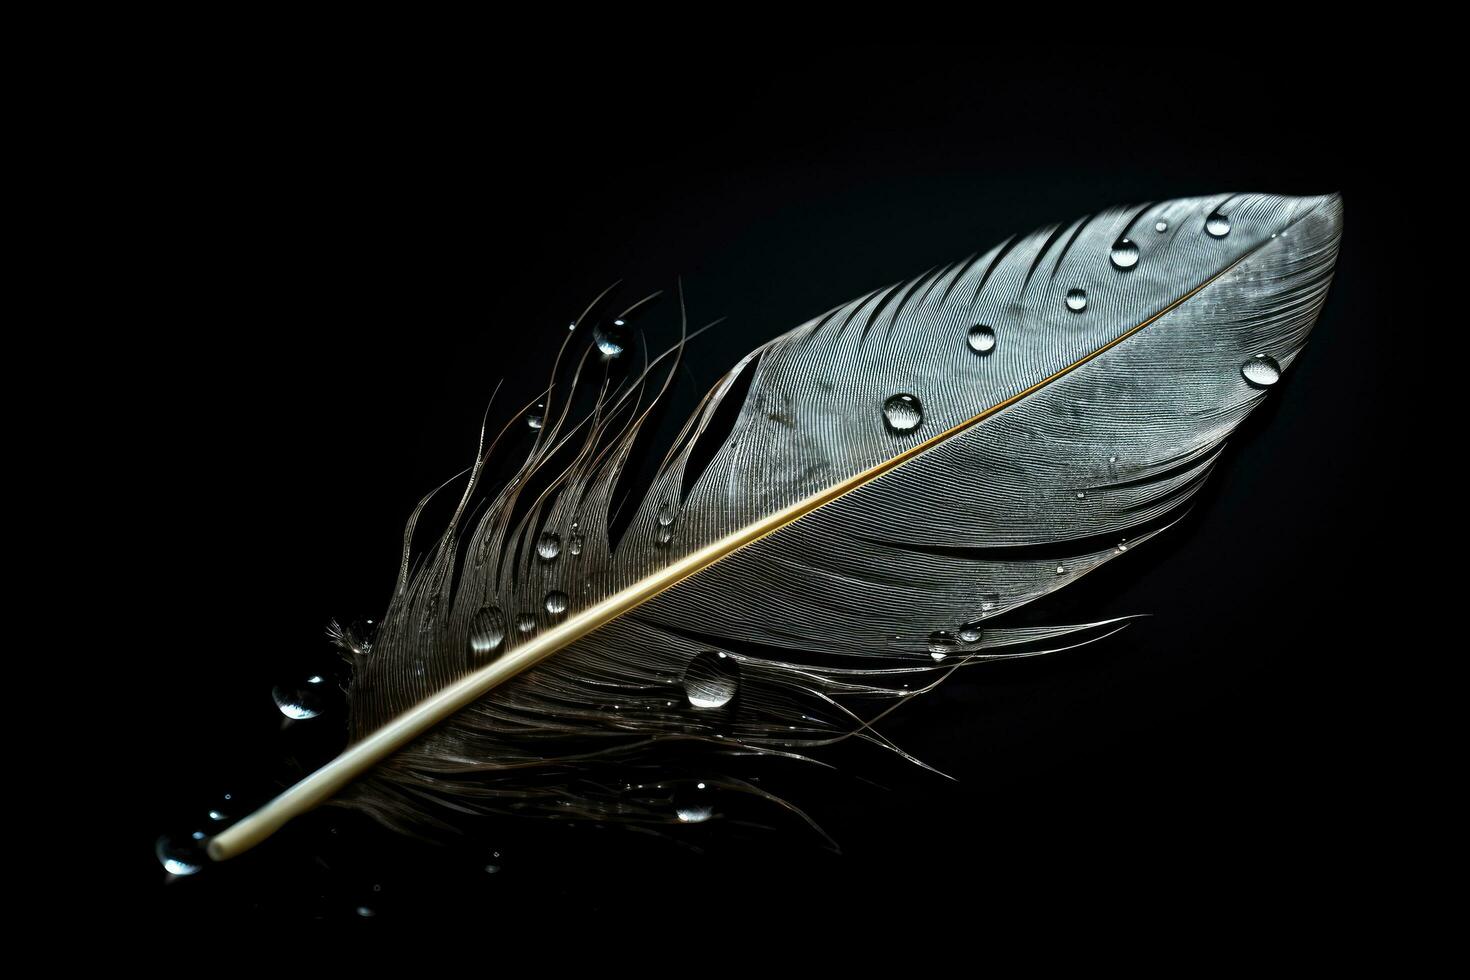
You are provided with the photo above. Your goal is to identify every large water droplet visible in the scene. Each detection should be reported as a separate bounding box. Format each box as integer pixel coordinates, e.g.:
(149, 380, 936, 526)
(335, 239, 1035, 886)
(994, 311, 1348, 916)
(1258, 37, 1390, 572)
(1154, 220, 1168, 233)
(882, 393, 923, 434)
(1110, 238, 1139, 270)
(156, 831, 207, 876)
(928, 631, 958, 660)
(1206, 210, 1231, 238)
(536, 532, 561, 561)
(675, 783, 715, 823)
(515, 612, 536, 634)
(1065, 288, 1088, 312)
(594, 319, 629, 358)
(469, 605, 506, 657)
(1241, 355, 1282, 388)
(544, 591, 568, 615)
(683, 651, 740, 708)
(527, 402, 546, 430)
(273, 675, 327, 720)
(967, 324, 996, 354)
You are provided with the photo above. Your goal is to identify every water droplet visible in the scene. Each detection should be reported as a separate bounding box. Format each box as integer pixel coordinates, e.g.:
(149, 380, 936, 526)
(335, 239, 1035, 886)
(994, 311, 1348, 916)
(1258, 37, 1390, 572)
(485, 851, 503, 874)
(356, 906, 376, 918)
(536, 532, 561, 561)
(207, 793, 233, 823)
(568, 534, 584, 556)
(469, 605, 506, 657)
(594, 318, 629, 358)
(1076, 490, 1086, 500)
(1206, 210, 1231, 238)
(978, 592, 1000, 612)
(966, 324, 996, 354)
(1154, 220, 1168, 233)
(657, 504, 677, 526)
(1065, 288, 1088, 312)
(273, 675, 327, 720)
(1241, 355, 1281, 388)
(682, 651, 740, 709)
(882, 393, 923, 434)
(544, 591, 568, 615)
(156, 831, 207, 876)
(928, 631, 958, 660)
(655, 524, 674, 546)
(1055, 565, 1066, 575)
(1110, 238, 1139, 270)
(675, 784, 715, 824)
(515, 612, 536, 634)
(527, 402, 546, 430)
(958, 625, 983, 644)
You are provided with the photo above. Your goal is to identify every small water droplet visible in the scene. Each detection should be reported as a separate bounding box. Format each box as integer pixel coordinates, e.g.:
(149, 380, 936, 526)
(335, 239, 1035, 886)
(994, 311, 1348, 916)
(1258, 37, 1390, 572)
(683, 651, 740, 708)
(1155, 220, 1168, 233)
(156, 832, 207, 876)
(1110, 238, 1139, 270)
(966, 324, 996, 354)
(1055, 564, 1066, 575)
(1108, 455, 1117, 463)
(928, 631, 958, 660)
(536, 532, 561, 561)
(657, 504, 677, 526)
(1065, 288, 1088, 312)
(882, 393, 923, 434)
(356, 906, 376, 918)
(1076, 490, 1086, 499)
(568, 534, 584, 556)
(527, 402, 546, 430)
(515, 612, 536, 634)
(594, 318, 629, 358)
(979, 592, 1000, 612)
(1206, 210, 1231, 238)
(207, 793, 234, 823)
(544, 591, 568, 615)
(469, 605, 506, 658)
(958, 625, 983, 644)
(485, 850, 503, 874)
(655, 524, 674, 546)
(1241, 355, 1281, 388)
(273, 675, 327, 720)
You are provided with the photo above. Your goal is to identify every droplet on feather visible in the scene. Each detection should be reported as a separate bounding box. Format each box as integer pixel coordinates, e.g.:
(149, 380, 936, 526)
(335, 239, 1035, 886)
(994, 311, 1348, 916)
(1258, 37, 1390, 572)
(469, 605, 507, 657)
(882, 393, 923, 434)
(544, 590, 568, 615)
(683, 651, 739, 708)
(1155, 220, 1168, 233)
(928, 631, 958, 660)
(594, 318, 629, 358)
(1065, 288, 1088, 312)
(568, 534, 584, 556)
(655, 524, 674, 546)
(675, 783, 715, 823)
(958, 625, 983, 644)
(1241, 355, 1281, 388)
(967, 324, 996, 354)
(527, 402, 546, 430)
(1110, 238, 1139, 270)
(1206, 210, 1231, 238)
(515, 613, 536, 634)
(536, 532, 561, 561)
(155, 831, 207, 876)
(657, 504, 677, 526)
(273, 675, 326, 720)
(978, 592, 1000, 613)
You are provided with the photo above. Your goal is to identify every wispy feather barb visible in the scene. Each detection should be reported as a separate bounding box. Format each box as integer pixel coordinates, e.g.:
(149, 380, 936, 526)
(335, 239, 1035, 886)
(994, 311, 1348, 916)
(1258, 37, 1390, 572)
(209, 192, 1342, 858)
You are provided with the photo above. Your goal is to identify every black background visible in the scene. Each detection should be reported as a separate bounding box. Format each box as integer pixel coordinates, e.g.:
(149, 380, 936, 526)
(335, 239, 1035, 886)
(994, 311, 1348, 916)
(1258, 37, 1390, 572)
(126, 51, 1397, 935)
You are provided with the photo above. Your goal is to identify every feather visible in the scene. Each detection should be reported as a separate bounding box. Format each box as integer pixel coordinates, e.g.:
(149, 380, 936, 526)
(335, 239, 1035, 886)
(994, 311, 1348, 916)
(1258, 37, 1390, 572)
(208, 191, 1342, 859)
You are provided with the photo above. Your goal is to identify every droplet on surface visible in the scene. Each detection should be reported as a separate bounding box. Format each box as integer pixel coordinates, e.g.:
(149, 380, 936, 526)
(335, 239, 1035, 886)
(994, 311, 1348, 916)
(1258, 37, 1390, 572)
(655, 524, 674, 546)
(1155, 220, 1168, 233)
(966, 324, 996, 354)
(515, 612, 536, 634)
(882, 393, 923, 434)
(1076, 490, 1086, 499)
(1241, 355, 1282, 388)
(1065, 288, 1088, 312)
(657, 504, 677, 526)
(485, 851, 503, 874)
(544, 591, 568, 615)
(156, 831, 207, 876)
(958, 625, 983, 644)
(594, 318, 629, 358)
(1055, 564, 1066, 575)
(273, 675, 327, 720)
(1206, 210, 1231, 238)
(356, 906, 376, 918)
(682, 651, 740, 709)
(978, 592, 1000, 613)
(207, 793, 233, 823)
(536, 532, 561, 561)
(568, 534, 585, 556)
(527, 402, 546, 430)
(469, 605, 507, 657)
(928, 631, 958, 660)
(674, 784, 715, 824)
(1110, 238, 1139, 270)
